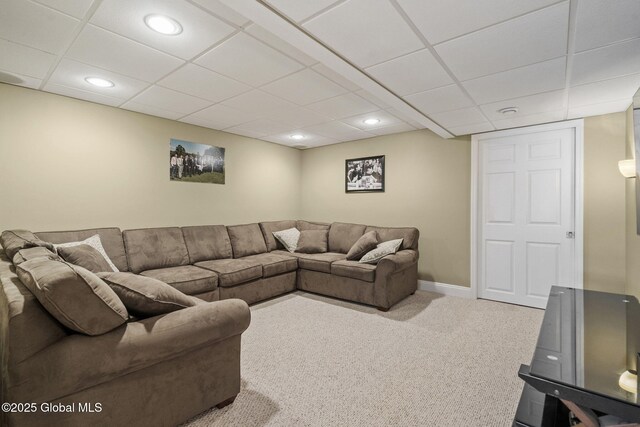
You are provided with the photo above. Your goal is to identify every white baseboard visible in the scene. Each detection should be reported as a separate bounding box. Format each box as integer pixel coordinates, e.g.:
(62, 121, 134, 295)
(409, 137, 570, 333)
(418, 280, 475, 299)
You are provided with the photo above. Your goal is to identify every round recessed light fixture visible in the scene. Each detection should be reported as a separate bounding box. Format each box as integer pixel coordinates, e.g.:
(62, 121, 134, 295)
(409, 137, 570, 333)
(85, 77, 114, 88)
(144, 14, 183, 35)
(290, 134, 305, 140)
(363, 118, 380, 125)
(498, 107, 519, 115)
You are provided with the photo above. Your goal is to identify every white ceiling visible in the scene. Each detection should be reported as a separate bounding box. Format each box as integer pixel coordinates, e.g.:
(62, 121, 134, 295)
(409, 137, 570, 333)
(1, 0, 639, 149)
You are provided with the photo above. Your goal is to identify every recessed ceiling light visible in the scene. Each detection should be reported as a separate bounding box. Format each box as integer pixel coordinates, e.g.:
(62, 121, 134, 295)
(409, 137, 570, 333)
(363, 118, 380, 125)
(144, 14, 183, 35)
(290, 134, 305, 140)
(498, 107, 519, 115)
(85, 77, 114, 88)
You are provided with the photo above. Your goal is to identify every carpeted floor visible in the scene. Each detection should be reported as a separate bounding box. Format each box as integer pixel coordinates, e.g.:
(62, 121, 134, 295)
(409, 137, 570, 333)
(184, 290, 544, 427)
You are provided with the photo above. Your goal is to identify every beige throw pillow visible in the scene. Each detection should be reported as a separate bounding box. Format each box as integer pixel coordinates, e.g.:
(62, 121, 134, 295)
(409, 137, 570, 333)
(58, 244, 113, 273)
(346, 230, 379, 260)
(272, 228, 300, 253)
(359, 238, 404, 264)
(295, 230, 328, 254)
(53, 234, 119, 272)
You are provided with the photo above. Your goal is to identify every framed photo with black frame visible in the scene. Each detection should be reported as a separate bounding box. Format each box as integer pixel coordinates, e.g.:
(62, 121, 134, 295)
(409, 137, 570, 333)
(345, 155, 385, 193)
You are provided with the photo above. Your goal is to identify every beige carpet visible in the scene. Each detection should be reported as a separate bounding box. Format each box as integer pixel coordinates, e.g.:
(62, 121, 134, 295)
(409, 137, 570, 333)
(184, 290, 543, 427)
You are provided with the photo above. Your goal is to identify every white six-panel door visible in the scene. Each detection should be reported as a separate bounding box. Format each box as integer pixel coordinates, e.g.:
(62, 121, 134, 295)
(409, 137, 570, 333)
(477, 126, 578, 309)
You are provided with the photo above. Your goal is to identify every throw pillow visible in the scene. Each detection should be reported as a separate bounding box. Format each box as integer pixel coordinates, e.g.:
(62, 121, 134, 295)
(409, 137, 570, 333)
(0, 230, 55, 261)
(16, 257, 128, 335)
(58, 244, 114, 273)
(53, 234, 119, 272)
(295, 230, 328, 254)
(12, 247, 60, 266)
(272, 228, 300, 253)
(359, 238, 404, 264)
(346, 230, 379, 260)
(97, 272, 201, 318)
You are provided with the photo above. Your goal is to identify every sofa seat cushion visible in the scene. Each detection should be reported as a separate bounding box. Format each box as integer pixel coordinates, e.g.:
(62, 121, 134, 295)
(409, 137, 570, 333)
(241, 253, 298, 278)
(272, 250, 346, 274)
(331, 260, 376, 282)
(194, 259, 262, 287)
(140, 265, 218, 295)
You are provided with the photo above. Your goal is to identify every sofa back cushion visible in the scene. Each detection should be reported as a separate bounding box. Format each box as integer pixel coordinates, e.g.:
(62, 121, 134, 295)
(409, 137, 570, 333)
(1, 230, 55, 261)
(364, 226, 419, 250)
(259, 220, 297, 251)
(182, 225, 233, 263)
(123, 227, 189, 274)
(227, 223, 268, 258)
(16, 258, 128, 335)
(297, 220, 330, 232)
(36, 228, 129, 272)
(328, 222, 367, 254)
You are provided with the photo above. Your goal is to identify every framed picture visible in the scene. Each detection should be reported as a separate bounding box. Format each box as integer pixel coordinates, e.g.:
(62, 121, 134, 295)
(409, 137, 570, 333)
(169, 138, 225, 184)
(345, 155, 385, 193)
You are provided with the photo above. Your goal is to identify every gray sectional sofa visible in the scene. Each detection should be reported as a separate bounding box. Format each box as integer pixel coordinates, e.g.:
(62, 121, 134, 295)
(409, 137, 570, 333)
(0, 219, 419, 426)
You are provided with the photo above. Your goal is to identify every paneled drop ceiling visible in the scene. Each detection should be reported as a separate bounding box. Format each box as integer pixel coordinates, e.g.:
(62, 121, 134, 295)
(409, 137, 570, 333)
(1, 0, 640, 148)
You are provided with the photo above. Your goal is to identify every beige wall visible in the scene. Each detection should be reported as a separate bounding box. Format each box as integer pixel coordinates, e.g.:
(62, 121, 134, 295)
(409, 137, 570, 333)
(625, 106, 640, 298)
(0, 83, 302, 231)
(583, 113, 627, 293)
(299, 130, 471, 285)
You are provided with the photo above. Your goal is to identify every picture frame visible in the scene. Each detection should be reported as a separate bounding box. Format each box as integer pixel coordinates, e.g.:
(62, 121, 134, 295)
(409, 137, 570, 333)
(169, 138, 225, 185)
(345, 155, 385, 193)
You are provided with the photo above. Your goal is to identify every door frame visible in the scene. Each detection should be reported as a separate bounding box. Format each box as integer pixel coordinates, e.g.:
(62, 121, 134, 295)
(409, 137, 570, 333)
(470, 119, 585, 301)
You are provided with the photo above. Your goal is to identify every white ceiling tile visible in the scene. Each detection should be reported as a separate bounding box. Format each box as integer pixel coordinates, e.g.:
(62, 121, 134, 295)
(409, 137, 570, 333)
(120, 100, 183, 120)
(385, 109, 424, 129)
(264, 131, 338, 147)
(306, 93, 378, 119)
(0, 0, 80, 54)
(481, 90, 565, 121)
(245, 24, 318, 66)
(196, 32, 304, 86)
(462, 57, 566, 104)
(223, 119, 292, 137)
(430, 107, 488, 128)
(261, 68, 348, 105)
(67, 25, 184, 82)
(0, 71, 42, 89)
(221, 89, 297, 115)
(128, 85, 211, 116)
(48, 59, 149, 100)
(265, 0, 341, 22)
(365, 49, 453, 96)
(224, 127, 270, 139)
(341, 110, 403, 130)
(302, 121, 368, 139)
(157, 63, 250, 103)
(33, 0, 93, 18)
(263, 107, 331, 128)
(435, 2, 569, 81)
(190, 0, 252, 27)
(354, 89, 390, 109)
(568, 73, 640, 108)
(311, 63, 360, 91)
(367, 122, 416, 136)
(90, 0, 235, 60)
(448, 122, 495, 136)
(568, 99, 633, 119)
(575, 0, 640, 52)
(180, 103, 255, 129)
(303, 0, 424, 68)
(397, 0, 560, 45)
(571, 38, 640, 86)
(404, 84, 474, 114)
(0, 39, 56, 79)
(492, 110, 565, 129)
(44, 83, 125, 107)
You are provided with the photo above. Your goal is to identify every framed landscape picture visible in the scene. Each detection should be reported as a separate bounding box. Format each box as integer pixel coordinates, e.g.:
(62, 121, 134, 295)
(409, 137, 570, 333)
(169, 138, 225, 184)
(345, 155, 385, 193)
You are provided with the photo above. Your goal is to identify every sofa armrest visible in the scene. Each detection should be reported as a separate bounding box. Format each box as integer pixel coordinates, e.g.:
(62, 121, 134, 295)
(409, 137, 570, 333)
(377, 249, 419, 274)
(11, 299, 251, 402)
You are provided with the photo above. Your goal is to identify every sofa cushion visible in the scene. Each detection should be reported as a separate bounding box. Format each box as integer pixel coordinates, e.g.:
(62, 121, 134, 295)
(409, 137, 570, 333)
(272, 227, 300, 253)
(272, 250, 346, 274)
(54, 234, 119, 272)
(123, 227, 189, 274)
(195, 258, 263, 287)
(227, 223, 268, 258)
(364, 226, 419, 250)
(346, 230, 379, 260)
(16, 258, 128, 335)
(36, 227, 129, 272)
(259, 220, 297, 251)
(241, 253, 298, 278)
(360, 239, 404, 264)
(296, 220, 330, 231)
(331, 260, 376, 282)
(58, 244, 114, 273)
(97, 272, 201, 317)
(1, 230, 55, 262)
(140, 265, 218, 295)
(12, 247, 60, 266)
(295, 230, 328, 254)
(328, 222, 367, 253)
(181, 225, 232, 263)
